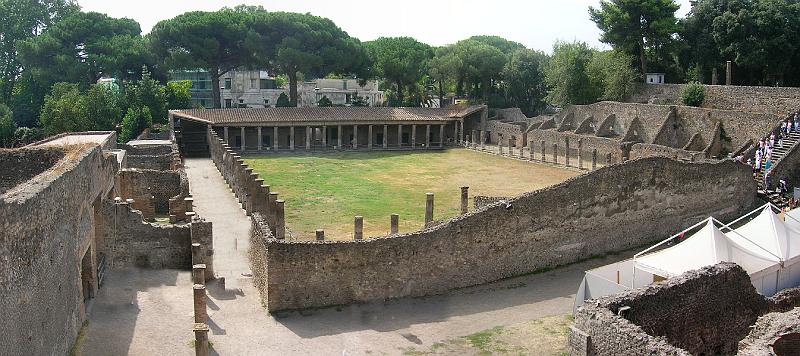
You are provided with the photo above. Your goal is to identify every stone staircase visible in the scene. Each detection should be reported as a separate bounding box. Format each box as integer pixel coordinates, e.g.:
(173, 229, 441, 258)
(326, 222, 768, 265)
(756, 131, 800, 207)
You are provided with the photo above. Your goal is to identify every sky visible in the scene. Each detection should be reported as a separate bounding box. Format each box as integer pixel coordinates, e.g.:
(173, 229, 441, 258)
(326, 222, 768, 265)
(76, 0, 693, 53)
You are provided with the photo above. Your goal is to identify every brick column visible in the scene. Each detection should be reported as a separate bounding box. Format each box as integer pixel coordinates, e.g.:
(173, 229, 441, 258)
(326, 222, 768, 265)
(426, 124, 431, 149)
(273, 127, 278, 150)
(498, 140, 504, 155)
(257, 127, 262, 151)
(289, 126, 295, 151)
(411, 125, 417, 149)
(353, 124, 358, 149)
(193, 323, 210, 356)
(460, 186, 469, 215)
(354, 216, 363, 240)
(390, 214, 399, 234)
(383, 125, 388, 148)
(193, 284, 207, 323)
(425, 193, 434, 226)
(193, 264, 206, 285)
(368, 125, 373, 149)
(240, 127, 246, 151)
(398, 124, 403, 147)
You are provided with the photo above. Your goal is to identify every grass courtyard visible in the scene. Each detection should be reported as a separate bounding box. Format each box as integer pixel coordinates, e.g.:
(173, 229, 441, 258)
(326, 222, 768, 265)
(244, 149, 579, 240)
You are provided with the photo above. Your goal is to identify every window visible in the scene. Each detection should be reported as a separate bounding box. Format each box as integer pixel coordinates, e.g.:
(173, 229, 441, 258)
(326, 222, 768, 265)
(346, 94, 352, 103)
(260, 79, 272, 89)
(225, 99, 232, 108)
(239, 99, 244, 104)
(224, 78, 232, 90)
(200, 99, 207, 107)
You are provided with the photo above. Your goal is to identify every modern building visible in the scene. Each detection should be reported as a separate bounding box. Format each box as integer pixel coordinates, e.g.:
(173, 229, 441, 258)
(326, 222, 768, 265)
(170, 105, 487, 157)
(169, 69, 384, 108)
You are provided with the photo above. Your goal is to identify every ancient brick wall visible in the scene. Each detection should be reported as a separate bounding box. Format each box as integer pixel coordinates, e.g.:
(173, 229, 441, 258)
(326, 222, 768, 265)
(98, 200, 192, 269)
(0, 145, 116, 356)
(486, 120, 526, 147)
(125, 154, 172, 170)
(115, 169, 185, 216)
(630, 83, 800, 116)
(122, 143, 172, 156)
(252, 157, 754, 312)
(0, 147, 64, 193)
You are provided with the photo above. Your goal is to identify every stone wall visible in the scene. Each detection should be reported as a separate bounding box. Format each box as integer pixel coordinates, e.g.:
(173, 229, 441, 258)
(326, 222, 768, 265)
(739, 308, 800, 355)
(768, 137, 800, 189)
(630, 83, 800, 116)
(125, 154, 172, 170)
(572, 263, 800, 356)
(628, 143, 704, 161)
(525, 129, 625, 164)
(486, 120, 526, 147)
(0, 147, 64, 193)
(99, 200, 192, 269)
(473, 195, 511, 210)
(0, 145, 116, 356)
(251, 157, 754, 312)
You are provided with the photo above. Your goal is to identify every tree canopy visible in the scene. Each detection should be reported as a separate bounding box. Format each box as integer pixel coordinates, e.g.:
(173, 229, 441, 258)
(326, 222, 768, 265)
(364, 37, 432, 105)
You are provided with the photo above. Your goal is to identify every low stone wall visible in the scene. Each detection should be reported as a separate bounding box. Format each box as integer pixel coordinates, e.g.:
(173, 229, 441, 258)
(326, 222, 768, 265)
(115, 169, 185, 217)
(251, 157, 754, 312)
(630, 83, 800, 116)
(629, 143, 703, 161)
(525, 130, 624, 165)
(125, 154, 172, 170)
(99, 200, 192, 269)
(0, 147, 64, 193)
(739, 308, 800, 355)
(473, 196, 510, 210)
(571, 263, 800, 356)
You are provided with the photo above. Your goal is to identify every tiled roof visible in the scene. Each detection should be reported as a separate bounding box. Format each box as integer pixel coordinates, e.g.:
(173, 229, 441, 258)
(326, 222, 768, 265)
(171, 105, 484, 125)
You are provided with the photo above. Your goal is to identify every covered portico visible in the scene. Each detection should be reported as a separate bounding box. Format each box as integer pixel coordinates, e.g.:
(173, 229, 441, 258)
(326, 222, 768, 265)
(170, 106, 487, 154)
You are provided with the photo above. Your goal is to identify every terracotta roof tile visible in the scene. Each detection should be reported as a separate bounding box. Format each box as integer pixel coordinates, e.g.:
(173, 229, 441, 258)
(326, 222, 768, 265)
(171, 105, 484, 125)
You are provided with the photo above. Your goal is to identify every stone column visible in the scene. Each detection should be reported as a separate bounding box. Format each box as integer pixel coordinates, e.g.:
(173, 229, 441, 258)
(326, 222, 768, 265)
(268, 192, 278, 230)
(273, 127, 278, 150)
(193, 284, 207, 323)
(529, 142, 535, 162)
(472, 130, 478, 149)
(541, 140, 546, 162)
(390, 214, 399, 234)
(577, 139, 583, 169)
(193, 323, 210, 356)
(565, 137, 571, 167)
(439, 124, 445, 147)
(322, 126, 327, 148)
(240, 127, 246, 151)
(289, 126, 295, 151)
(453, 122, 458, 145)
(426, 125, 431, 149)
(398, 124, 403, 147)
(257, 127, 262, 151)
(353, 124, 358, 149)
(508, 138, 514, 157)
(275, 200, 285, 239)
(592, 149, 598, 170)
(337, 125, 343, 149)
(480, 130, 486, 149)
(354, 216, 364, 240)
(315, 229, 324, 241)
(726, 60, 732, 85)
(224, 126, 229, 143)
(305, 126, 311, 150)
(411, 125, 417, 149)
(383, 125, 388, 148)
(193, 264, 206, 285)
(460, 186, 469, 215)
(553, 143, 558, 164)
(368, 125, 373, 149)
(498, 140, 504, 155)
(712, 67, 719, 85)
(425, 193, 434, 226)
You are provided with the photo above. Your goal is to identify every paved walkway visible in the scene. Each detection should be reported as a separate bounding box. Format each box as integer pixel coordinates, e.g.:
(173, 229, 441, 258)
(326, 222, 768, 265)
(78, 158, 630, 355)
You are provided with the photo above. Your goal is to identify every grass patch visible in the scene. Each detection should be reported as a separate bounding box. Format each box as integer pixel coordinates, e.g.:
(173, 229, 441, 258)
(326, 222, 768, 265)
(245, 149, 576, 240)
(68, 320, 89, 356)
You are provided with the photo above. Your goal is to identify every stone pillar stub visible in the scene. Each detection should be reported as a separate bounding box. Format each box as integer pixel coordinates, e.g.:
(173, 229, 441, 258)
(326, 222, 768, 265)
(275, 200, 286, 240)
(354, 216, 364, 240)
(193, 284, 207, 323)
(425, 193, 434, 226)
(193, 323, 210, 356)
(316, 229, 325, 241)
(390, 214, 399, 234)
(565, 137, 571, 167)
(460, 187, 469, 215)
(193, 264, 206, 285)
(541, 140, 546, 162)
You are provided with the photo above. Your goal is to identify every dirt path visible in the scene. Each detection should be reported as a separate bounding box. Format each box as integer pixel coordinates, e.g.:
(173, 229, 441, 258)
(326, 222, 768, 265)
(77, 158, 629, 355)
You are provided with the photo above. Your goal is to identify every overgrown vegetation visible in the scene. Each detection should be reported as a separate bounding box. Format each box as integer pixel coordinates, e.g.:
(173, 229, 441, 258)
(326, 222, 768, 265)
(681, 82, 706, 107)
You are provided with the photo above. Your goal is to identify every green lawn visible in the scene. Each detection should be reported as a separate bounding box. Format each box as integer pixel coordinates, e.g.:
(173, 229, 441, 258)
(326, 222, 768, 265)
(244, 149, 577, 240)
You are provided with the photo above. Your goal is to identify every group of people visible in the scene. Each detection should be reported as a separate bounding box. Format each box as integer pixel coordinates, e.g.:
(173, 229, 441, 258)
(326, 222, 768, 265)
(746, 113, 799, 198)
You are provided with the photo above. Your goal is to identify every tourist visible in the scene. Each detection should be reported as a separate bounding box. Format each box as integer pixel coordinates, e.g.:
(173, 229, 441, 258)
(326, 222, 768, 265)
(764, 172, 772, 190)
(794, 115, 799, 132)
(765, 155, 773, 171)
(755, 152, 763, 174)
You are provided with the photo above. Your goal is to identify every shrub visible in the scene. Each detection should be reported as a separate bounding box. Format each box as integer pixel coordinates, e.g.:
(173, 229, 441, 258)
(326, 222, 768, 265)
(317, 96, 333, 107)
(0, 104, 16, 147)
(119, 106, 153, 143)
(681, 82, 705, 107)
(276, 93, 292, 107)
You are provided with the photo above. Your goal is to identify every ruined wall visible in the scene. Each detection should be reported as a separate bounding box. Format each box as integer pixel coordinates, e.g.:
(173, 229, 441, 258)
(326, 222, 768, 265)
(0, 145, 116, 356)
(252, 157, 754, 312)
(628, 143, 704, 161)
(525, 130, 624, 164)
(739, 308, 800, 355)
(630, 83, 800, 116)
(473, 196, 511, 210)
(572, 263, 800, 356)
(125, 154, 172, 170)
(99, 200, 192, 269)
(486, 120, 526, 147)
(0, 147, 64, 193)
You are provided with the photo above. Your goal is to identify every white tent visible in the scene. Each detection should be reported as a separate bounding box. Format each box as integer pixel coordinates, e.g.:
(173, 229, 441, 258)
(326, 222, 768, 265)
(573, 204, 800, 313)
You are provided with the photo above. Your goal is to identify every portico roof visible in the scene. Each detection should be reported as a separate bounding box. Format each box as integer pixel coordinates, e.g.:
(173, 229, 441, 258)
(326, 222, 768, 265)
(171, 105, 485, 126)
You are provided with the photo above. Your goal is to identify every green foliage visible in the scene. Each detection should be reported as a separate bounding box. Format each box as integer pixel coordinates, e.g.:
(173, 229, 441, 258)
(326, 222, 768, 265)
(125, 67, 167, 124)
(0, 0, 78, 103)
(13, 126, 43, 146)
(39, 82, 89, 135)
(119, 106, 152, 142)
(317, 95, 333, 107)
(274, 75, 288, 88)
(589, 0, 681, 74)
(0, 103, 16, 147)
(364, 37, 433, 105)
(350, 92, 369, 107)
(502, 48, 549, 116)
(544, 41, 601, 107)
(588, 50, 640, 101)
(165, 80, 193, 110)
(9, 72, 47, 127)
(85, 84, 123, 131)
(276, 93, 292, 107)
(681, 82, 705, 107)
